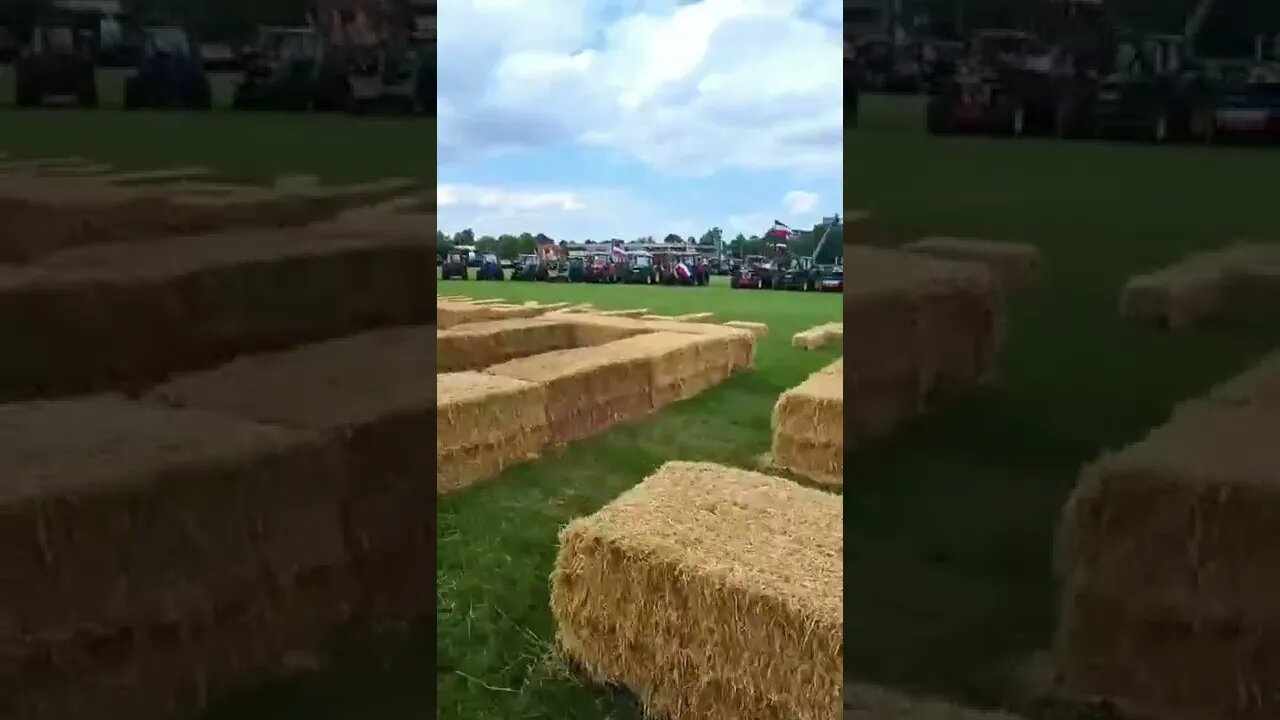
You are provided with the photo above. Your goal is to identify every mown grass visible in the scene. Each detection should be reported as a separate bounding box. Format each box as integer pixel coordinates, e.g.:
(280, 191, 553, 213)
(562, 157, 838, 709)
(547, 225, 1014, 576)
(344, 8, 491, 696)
(845, 94, 1280, 714)
(434, 278, 840, 719)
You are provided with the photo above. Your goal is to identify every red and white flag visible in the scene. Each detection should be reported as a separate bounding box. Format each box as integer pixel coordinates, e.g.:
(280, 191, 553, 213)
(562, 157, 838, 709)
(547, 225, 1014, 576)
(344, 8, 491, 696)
(611, 244, 628, 261)
(766, 220, 792, 240)
(675, 262, 692, 280)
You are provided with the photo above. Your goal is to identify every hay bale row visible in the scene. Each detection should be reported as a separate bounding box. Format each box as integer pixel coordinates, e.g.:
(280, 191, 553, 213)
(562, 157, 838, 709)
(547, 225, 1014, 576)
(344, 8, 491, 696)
(842, 247, 1004, 448)
(1055, 357, 1280, 719)
(561, 315, 757, 370)
(551, 461, 842, 720)
(793, 322, 843, 350)
(0, 231, 432, 404)
(438, 327, 755, 488)
(1120, 242, 1280, 329)
(901, 236, 1042, 290)
(436, 299, 553, 328)
(0, 172, 418, 262)
(1195, 350, 1280, 410)
(436, 318, 579, 372)
(772, 360, 844, 485)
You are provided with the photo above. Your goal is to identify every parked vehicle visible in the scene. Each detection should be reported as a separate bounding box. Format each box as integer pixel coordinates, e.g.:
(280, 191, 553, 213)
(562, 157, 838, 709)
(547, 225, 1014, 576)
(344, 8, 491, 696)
(231, 27, 323, 111)
(440, 252, 469, 280)
(476, 253, 505, 280)
(123, 26, 213, 110)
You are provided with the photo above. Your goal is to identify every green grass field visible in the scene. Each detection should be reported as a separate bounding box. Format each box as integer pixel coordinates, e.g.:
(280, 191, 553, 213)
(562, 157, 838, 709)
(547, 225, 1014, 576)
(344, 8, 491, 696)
(434, 278, 840, 719)
(846, 94, 1280, 713)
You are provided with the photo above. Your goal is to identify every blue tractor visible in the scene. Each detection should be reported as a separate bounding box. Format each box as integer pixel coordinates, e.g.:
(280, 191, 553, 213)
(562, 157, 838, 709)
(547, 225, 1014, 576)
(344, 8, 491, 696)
(476, 253, 505, 281)
(123, 26, 212, 110)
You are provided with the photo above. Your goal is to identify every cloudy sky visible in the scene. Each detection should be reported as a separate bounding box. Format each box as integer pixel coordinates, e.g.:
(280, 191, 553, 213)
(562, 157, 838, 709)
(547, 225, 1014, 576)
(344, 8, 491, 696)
(436, 0, 844, 243)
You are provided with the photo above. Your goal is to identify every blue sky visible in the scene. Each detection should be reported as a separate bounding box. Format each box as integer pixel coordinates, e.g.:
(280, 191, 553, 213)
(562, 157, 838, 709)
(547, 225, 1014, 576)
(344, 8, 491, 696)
(436, 0, 844, 242)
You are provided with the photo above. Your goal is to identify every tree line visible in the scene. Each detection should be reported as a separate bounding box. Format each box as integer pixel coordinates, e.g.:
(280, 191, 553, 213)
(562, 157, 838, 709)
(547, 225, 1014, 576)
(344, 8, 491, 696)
(437, 222, 844, 264)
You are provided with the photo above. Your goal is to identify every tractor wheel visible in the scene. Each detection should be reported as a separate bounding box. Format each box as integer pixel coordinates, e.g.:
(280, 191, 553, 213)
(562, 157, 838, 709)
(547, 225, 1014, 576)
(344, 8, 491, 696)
(730, 276, 739, 289)
(191, 79, 213, 110)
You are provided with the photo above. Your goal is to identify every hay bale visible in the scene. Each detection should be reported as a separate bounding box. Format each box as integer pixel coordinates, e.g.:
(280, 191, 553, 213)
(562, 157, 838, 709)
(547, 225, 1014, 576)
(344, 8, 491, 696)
(640, 314, 677, 321)
(639, 320, 758, 371)
(466, 298, 504, 305)
(672, 312, 714, 322)
(594, 331, 733, 408)
(792, 322, 843, 350)
(724, 320, 768, 337)
(902, 237, 1042, 289)
(435, 300, 552, 328)
(845, 684, 1026, 719)
(0, 396, 347, 681)
(1056, 400, 1280, 719)
(596, 308, 649, 318)
(483, 341, 654, 444)
(437, 318, 580, 372)
(1119, 264, 1224, 329)
(436, 372, 549, 493)
(772, 370, 844, 484)
(551, 461, 842, 720)
(560, 315, 656, 346)
(817, 357, 844, 376)
(0, 232, 432, 403)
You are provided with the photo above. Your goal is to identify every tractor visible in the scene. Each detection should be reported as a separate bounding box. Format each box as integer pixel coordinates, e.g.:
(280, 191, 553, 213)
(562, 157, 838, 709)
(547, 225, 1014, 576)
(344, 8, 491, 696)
(584, 254, 619, 283)
(123, 26, 213, 110)
(510, 254, 540, 281)
(730, 254, 775, 289)
(818, 263, 844, 292)
(13, 20, 98, 108)
(475, 253, 505, 281)
(440, 251, 469, 280)
(566, 255, 587, 282)
(621, 251, 658, 284)
(776, 215, 841, 291)
(231, 27, 323, 111)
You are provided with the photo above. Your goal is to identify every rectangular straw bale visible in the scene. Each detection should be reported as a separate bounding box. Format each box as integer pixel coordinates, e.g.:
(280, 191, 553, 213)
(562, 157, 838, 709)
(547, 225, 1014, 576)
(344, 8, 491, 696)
(792, 322, 843, 350)
(902, 237, 1043, 289)
(1225, 262, 1280, 308)
(436, 372, 550, 492)
(0, 395, 345, 654)
(562, 315, 656, 346)
(551, 461, 842, 720)
(639, 320, 757, 370)
(845, 683, 1027, 719)
(596, 308, 649, 317)
(1057, 400, 1280, 622)
(1120, 264, 1224, 329)
(484, 342, 653, 445)
(1056, 583, 1280, 720)
(437, 318, 579, 372)
(641, 314, 677, 321)
(818, 357, 844, 375)
(672, 312, 714, 322)
(465, 298, 504, 305)
(595, 331, 732, 408)
(724, 320, 768, 337)
(772, 371, 844, 484)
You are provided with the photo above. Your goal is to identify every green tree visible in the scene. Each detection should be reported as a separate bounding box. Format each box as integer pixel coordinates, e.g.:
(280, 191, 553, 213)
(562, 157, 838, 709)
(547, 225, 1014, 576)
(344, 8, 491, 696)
(451, 228, 475, 246)
(698, 227, 723, 248)
(728, 233, 747, 258)
(662, 233, 683, 244)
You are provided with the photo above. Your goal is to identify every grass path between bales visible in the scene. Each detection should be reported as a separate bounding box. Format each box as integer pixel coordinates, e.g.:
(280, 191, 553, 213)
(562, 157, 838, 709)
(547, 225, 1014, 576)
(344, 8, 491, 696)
(846, 95, 1280, 715)
(435, 279, 841, 719)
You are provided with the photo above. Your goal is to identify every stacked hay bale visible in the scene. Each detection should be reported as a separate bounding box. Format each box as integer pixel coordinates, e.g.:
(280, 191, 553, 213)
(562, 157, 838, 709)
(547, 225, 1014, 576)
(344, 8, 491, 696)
(843, 247, 1004, 447)
(436, 372, 550, 493)
(436, 318, 579, 372)
(1121, 242, 1280, 329)
(436, 299, 558, 329)
(901, 237, 1043, 290)
(773, 358, 844, 485)
(597, 331, 734, 409)
(551, 462, 842, 720)
(724, 320, 768, 336)
(793, 322, 843, 350)
(1055, 353, 1280, 719)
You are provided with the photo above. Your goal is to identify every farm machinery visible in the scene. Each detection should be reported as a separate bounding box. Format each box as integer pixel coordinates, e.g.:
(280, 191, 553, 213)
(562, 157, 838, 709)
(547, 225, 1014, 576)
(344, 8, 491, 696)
(656, 253, 709, 286)
(232, 27, 323, 110)
(584, 254, 620, 283)
(510, 254, 540, 281)
(621, 251, 659, 284)
(440, 251, 469, 280)
(13, 20, 98, 108)
(777, 215, 841, 291)
(475, 253, 505, 281)
(123, 26, 213, 110)
(730, 254, 779, 289)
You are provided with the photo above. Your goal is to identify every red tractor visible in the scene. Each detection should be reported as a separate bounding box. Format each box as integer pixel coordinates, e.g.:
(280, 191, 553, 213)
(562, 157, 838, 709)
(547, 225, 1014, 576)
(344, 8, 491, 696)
(584, 253, 619, 283)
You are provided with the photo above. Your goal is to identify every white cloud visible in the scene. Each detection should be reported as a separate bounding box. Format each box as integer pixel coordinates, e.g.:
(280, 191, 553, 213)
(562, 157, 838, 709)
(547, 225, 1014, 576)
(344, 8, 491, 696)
(783, 190, 820, 215)
(437, 0, 843, 176)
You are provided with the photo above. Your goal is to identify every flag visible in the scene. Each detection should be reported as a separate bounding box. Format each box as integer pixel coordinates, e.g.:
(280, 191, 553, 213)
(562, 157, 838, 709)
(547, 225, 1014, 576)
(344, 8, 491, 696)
(611, 244, 628, 261)
(675, 262, 691, 280)
(766, 220, 792, 240)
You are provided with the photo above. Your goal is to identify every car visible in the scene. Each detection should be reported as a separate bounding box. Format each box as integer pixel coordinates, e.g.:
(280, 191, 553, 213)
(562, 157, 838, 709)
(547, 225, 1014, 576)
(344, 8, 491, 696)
(819, 264, 843, 292)
(14, 21, 98, 108)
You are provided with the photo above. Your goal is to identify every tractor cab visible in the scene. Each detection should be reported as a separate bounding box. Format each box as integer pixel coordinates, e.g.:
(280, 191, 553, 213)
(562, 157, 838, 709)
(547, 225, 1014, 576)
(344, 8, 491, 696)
(124, 26, 212, 109)
(622, 251, 656, 284)
(511, 254, 539, 280)
(15, 19, 98, 107)
(440, 251, 469, 280)
(232, 27, 322, 110)
(586, 253, 616, 283)
(476, 253, 504, 281)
